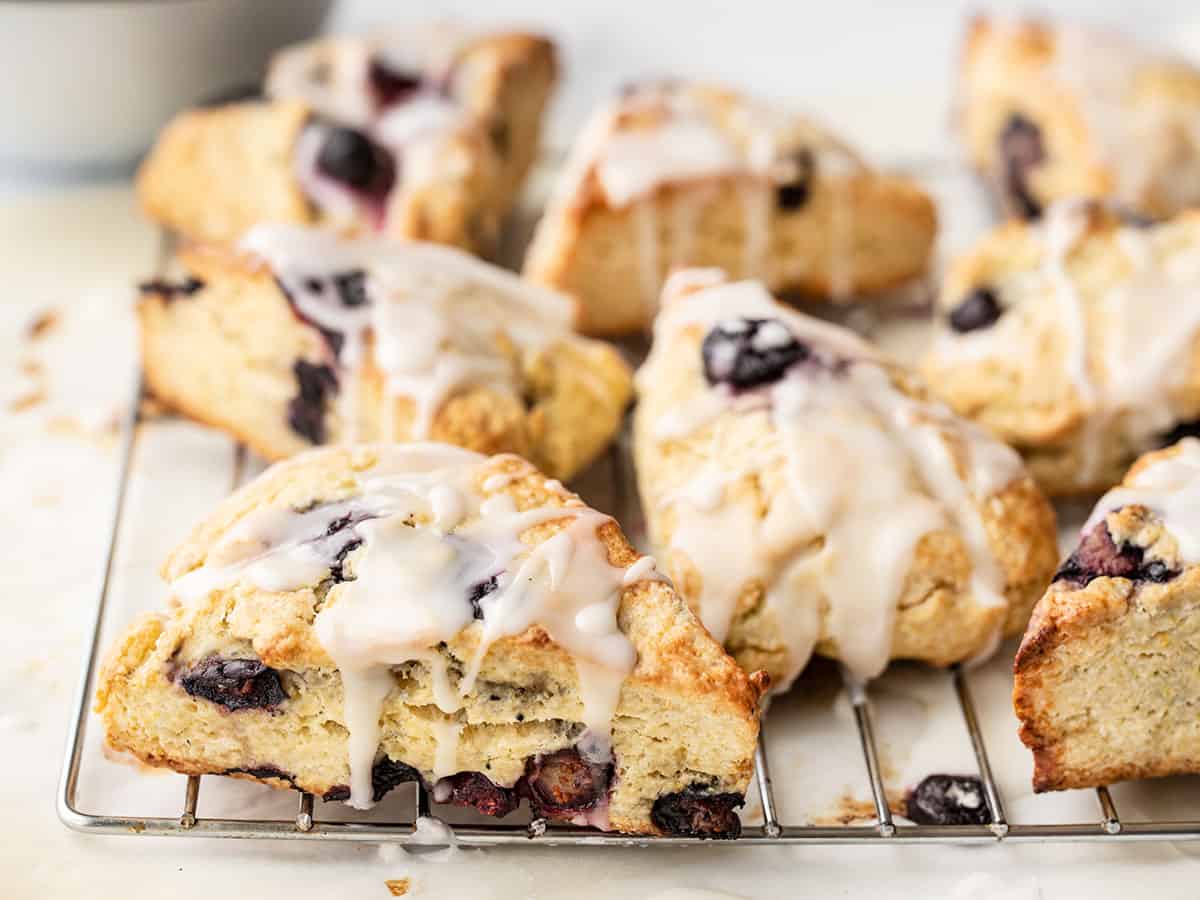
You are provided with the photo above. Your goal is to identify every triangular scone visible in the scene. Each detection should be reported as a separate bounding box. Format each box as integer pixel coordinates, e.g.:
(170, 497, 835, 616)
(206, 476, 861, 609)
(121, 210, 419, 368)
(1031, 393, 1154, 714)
(139, 225, 631, 481)
(959, 16, 1200, 221)
(523, 82, 937, 336)
(921, 200, 1200, 497)
(634, 269, 1058, 691)
(1015, 439, 1200, 791)
(137, 25, 556, 254)
(97, 444, 766, 837)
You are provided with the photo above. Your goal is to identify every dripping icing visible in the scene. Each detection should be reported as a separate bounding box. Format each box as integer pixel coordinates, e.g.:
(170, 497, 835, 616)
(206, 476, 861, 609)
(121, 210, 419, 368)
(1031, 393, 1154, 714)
(172, 443, 653, 809)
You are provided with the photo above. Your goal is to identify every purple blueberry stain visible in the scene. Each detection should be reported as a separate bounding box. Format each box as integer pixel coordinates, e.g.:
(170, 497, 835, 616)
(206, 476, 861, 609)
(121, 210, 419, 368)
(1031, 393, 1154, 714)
(178, 657, 287, 711)
(367, 56, 424, 108)
(775, 147, 815, 212)
(287, 360, 338, 444)
(650, 787, 744, 839)
(906, 774, 989, 826)
(702, 317, 811, 391)
(999, 113, 1045, 220)
(1054, 515, 1178, 587)
(467, 576, 499, 620)
(948, 286, 1003, 333)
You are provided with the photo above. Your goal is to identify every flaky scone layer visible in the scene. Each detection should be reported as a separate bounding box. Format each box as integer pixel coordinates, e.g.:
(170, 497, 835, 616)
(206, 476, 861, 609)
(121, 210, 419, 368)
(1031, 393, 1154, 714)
(97, 445, 766, 836)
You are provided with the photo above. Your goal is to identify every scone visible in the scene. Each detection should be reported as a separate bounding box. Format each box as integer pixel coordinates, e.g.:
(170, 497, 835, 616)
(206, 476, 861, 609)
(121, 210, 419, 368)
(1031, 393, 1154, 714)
(137, 25, 557, 254)
(921, 199, 1200, 497)
(959, 16, 1200, 220)
(523, 81, 937, 336)
(139, 224, 632, 481)
(633, 268, 1058, 690)
(96, 444, 767, 837)
(1015, 439, 1200, 791)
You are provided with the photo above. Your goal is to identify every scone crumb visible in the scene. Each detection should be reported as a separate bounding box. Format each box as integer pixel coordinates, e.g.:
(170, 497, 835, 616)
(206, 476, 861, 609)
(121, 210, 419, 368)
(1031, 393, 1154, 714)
(384, 877, 412, 896)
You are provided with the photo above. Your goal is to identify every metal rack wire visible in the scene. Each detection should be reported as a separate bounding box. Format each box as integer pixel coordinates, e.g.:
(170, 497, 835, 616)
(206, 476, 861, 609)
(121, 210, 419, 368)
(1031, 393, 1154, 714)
(54, 380, 1200, 847)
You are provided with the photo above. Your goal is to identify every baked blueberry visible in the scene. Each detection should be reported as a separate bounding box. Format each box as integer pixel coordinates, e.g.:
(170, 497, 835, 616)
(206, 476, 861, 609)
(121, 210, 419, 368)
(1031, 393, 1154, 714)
(178, 657, 287, 711)
(999, 113, 1045, 220)
(227, 764, 296, 786)
(1159, 419, 1200, 447)
(1054, 516, 1178, 587)
(524, 748, 609, 815)
(775, 148, 815, 211)
(331, 270, 369, 308)
(467, 575, 499, 619)
(702, 317, 810, 391)
(322, 785, 351, 802)
(316, 126, 396, 197)
(948, 286, 1003, 333)
(372, 757, 422, 802)
(329, 538, 362, 584)
(650, 787, 743, 839)
(906, 774, 989, 826)
(139, 276, 205, 301)
(437, 771, 520, 817)
(367, 56, 423, 108)
(287, 360, 338, 444)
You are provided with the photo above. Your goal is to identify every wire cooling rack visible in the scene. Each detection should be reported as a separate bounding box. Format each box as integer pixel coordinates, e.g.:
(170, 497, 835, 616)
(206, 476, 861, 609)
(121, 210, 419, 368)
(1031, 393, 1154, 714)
(55, 376, 1200, 847)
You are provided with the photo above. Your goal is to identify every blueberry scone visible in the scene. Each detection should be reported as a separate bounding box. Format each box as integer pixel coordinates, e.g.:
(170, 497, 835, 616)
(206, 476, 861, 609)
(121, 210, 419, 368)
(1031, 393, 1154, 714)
(137, 25, 557, 254)
(523, 81, 937, 336)
(96, 444, 767, 837)
(959, 16, 1200, 221)
(1015, 439, 1200, 791)
(922, 199, 1200, 497)
(633, 269, 1058, 690)
(139, 224, 631, 481)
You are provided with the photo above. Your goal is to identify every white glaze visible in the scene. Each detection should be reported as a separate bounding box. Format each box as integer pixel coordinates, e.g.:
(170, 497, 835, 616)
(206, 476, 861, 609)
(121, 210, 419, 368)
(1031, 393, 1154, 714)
(239, 224, 573, 443)
(170, 444, 649, 809)
(932, 200, 1200, 485)
(1083, 437, 1200, 563)
(641, 274, 1021, 688)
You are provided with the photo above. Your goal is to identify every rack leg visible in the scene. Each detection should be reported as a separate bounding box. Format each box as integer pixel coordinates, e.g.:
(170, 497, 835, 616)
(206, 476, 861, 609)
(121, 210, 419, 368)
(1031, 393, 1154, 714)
(952, 666, 1008, 837)
(841, 667, 895, 837)
(754, 724, 783, 838)
(180, 775, 200, 829)
(1096, 786, 1122, 835)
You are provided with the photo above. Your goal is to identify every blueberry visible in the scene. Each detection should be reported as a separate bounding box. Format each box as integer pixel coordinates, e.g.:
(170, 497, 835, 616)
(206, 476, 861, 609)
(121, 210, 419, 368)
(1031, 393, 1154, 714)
(227, 764, 296, 786)
(178, 657, 287, 711)
(906, 774, 989, 826)
(948, 286, 1003, 333)
(701, 317, 810, 391)
(367, 57, 423, 108)
(650, 787, 743, 839)
(1159, 419, 1200, 447)
(437, 771, 520, 818)
(1054, 516, 1178, 587)
(523, 748, 609, 816)
(138, 277, 205, 302)
(467, 576, 499, 620)
(999, 114, 1045, 220)
(331, 270, 369, 308)
(315, 126, 396, 196)
(322, 785, 351, 802)
(372, 757, 422, 802)
(329, 538, 362, 584)
(775, 148, 815, 212)
(287, 360, 338, 444)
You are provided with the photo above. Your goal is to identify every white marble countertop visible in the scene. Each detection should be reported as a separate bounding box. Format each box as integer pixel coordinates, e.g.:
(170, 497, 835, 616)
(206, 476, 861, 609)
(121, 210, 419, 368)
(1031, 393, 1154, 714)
(5, 174, 1200, 900)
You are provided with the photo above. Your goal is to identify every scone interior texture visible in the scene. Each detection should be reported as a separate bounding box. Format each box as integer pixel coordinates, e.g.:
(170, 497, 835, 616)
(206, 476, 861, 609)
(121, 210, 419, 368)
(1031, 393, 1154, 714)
(138, 24, 557, 252)
(922, 199, 1200, 496)
(633, 268, 1058, 691)
(1015, 439, 1200, 791)
(524, 81, 937, 336)
(139, 224, 632, 481)
(96, 444, 766, 837)
(960, 16, 1200, 220)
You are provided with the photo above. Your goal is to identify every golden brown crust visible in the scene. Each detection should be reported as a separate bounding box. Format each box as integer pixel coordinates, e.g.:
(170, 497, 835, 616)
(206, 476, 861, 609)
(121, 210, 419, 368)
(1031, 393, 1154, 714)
(1014, 441, 1200, 791)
